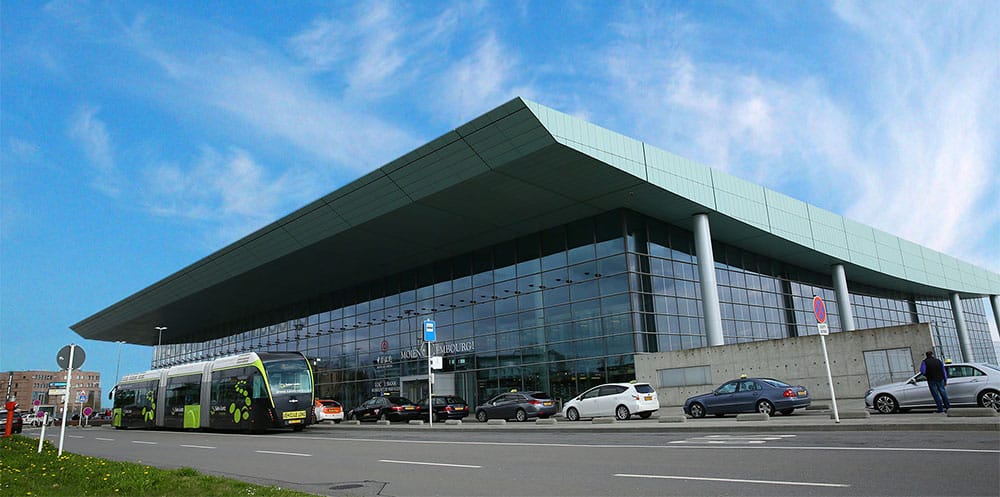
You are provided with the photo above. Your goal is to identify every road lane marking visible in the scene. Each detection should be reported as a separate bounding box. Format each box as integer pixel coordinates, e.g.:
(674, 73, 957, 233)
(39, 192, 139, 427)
(614, 473, 850, 488)
(132, 441, 157, 445)
(68, 435, 84, 439)
(95, 437, 114, 441)
(380, 459, 481, 468)
(256, 450, 311, 457)
(180, 444, 216, 449)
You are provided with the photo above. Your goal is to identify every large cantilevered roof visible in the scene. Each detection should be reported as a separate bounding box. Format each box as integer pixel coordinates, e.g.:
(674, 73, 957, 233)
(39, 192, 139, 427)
(71, 97, 1000, 346)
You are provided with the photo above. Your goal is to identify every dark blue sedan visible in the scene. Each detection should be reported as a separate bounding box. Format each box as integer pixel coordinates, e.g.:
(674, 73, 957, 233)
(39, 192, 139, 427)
(683, 377, 811, 418)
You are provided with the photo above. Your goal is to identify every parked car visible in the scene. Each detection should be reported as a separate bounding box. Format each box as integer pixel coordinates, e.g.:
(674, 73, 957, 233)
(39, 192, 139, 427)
(22, 412, 54, 427)
(683, 377, 811, 418)
(347, 396, 421, 422)
(474, 391, 558, 422)
(313, 399, 344, 423)
(865, 362, 1000, 414)
(563, 382, 659, 421)
(0, 410, 23, 433)
(416, 395, 470, 422)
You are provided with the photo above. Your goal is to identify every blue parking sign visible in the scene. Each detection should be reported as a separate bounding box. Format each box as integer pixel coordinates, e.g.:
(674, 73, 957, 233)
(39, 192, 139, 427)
(423, 319, 436, 342)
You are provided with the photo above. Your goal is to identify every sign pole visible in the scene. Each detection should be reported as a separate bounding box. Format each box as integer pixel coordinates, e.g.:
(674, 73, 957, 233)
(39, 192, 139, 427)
(813, 296, 840, 423)
(819, 333, 840, 423)
(427, 339, 433, 429)
(58, 344, 74, 456)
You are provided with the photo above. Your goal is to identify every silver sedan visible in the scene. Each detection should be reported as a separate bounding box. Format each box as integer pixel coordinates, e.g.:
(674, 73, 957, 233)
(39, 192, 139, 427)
(864, 362, 1000, 414)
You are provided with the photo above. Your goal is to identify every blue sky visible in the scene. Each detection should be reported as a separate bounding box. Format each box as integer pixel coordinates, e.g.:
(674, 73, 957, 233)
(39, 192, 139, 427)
(2, 1, 998, 406)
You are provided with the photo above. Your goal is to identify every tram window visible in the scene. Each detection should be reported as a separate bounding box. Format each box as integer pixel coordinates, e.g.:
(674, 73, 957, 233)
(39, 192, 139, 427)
(114, 388, 136, 408)
(252, 373, 266, 398)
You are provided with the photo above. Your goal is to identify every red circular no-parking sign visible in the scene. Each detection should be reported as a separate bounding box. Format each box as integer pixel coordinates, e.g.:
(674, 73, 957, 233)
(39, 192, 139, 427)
(813, 296, 827, 323)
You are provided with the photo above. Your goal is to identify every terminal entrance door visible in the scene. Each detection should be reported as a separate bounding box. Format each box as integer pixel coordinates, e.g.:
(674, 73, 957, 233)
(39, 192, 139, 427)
(401, 373, 456, 401)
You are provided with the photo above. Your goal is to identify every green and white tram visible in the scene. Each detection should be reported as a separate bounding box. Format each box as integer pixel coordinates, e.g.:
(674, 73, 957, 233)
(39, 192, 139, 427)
(111, 351, 314, 432)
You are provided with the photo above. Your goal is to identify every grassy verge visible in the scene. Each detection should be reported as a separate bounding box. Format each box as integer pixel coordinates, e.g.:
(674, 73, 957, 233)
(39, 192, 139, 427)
(0, 435, 318, 497)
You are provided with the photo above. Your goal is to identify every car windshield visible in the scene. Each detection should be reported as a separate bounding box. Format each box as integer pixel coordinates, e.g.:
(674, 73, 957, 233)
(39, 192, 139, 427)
(320, 401, 339, 407)
(444, 396, 466, 404)
(982, 364, 1000, 373)
(634, 384, 655, 393)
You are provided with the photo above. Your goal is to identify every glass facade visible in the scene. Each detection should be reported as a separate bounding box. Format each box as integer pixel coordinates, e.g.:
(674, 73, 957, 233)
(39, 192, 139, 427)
(154, 209, 997, 410)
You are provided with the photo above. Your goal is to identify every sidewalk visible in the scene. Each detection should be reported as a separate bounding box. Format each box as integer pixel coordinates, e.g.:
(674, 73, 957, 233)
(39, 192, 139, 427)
(312, 405, 1000, 433)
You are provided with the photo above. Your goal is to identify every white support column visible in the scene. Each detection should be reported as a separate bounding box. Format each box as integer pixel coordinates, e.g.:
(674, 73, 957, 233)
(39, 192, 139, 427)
(693, 213, 724, 347)
(991, 295, 1000, 338)
(831, 264, 856, 331)
(950, 293, 973, 362)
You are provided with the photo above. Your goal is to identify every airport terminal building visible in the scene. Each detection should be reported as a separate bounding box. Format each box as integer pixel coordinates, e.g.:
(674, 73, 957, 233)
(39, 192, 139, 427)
(72, 98, 1000, 409)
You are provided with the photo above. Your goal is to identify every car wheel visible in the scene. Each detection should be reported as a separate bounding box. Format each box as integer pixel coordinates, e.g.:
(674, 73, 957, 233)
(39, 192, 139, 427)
(689, 403, 706, 419)
(515, 409, 527, 422)
(615, 405, 631, 421)
(333, 420, 341, 424)
(874, 393, 899, 414)
(566, 407, 580, 421)
(638, 412, 652, 419)
(780, 409, 795, 416)
(978, 389, 1000, 411)
(756, 400, 775, 416)
(476, 410, 488, 422)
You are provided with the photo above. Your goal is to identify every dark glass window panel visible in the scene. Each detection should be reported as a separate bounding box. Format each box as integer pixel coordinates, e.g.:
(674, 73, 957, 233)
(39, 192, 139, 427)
(599, 274, 629, 295)
(496, 313, 518, 332)
(521, 326, 545, 347)
(545, 304, 572, 324)
(567, 218, 595, 264)
(568, 261, 596, 282)
(601, 294, 631, 315)
(571, 279, 600, 301)
(494, 240, 517, 282)
(571, 299, 601, 321)
(602, 313, 632, 334)
(543, 285, 570, 306)
(575, 337, 605, 357)
(495, 296, 517, 316)
(519, 309, 544, 329)
(605, 333, 634, 355)
(594, 212, 624, 258)
(475, 335, 496, 353)
(453, 305, 474, 324)
(474, 301, 495, 320)
(475, 317, 495, 335)
(547, 340, 574, 360)
(546, 323, 574, 344)
(542, 268, 568, 288)
(518, 291, 543, 310)
(597, 254, 627, 276)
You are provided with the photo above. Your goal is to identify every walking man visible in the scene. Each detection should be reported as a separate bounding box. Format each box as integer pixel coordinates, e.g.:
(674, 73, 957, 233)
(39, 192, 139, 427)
(920, 350, 950, 413)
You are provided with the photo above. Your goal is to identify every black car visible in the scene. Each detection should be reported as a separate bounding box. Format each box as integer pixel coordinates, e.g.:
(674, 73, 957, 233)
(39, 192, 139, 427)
(0, 410, 23, 434)
(347, 395, 421, 422)
(474, 391, 558, 422)
(416, 395, 470, 422)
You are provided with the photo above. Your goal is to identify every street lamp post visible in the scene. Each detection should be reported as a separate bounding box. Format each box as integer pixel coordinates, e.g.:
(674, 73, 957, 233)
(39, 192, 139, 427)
(155, 326, 167, 367)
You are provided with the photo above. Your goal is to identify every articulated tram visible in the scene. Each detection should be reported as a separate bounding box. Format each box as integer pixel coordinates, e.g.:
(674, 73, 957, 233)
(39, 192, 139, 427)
(111, 351, 314, 432)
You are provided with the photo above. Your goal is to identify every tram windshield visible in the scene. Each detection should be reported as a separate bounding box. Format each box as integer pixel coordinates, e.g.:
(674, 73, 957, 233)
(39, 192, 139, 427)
(263, 359, 312, 395)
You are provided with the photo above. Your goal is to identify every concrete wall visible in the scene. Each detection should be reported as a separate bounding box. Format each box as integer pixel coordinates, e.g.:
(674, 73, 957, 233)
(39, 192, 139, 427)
(635, 324, 933, 406)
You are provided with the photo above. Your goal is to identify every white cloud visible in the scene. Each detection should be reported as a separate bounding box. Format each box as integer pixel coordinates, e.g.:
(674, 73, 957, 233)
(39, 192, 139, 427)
(600, 3, 999, 273)
(434, 32, 525, 122)
(69, 105, 125, 196)
(143, 147, 320, 246)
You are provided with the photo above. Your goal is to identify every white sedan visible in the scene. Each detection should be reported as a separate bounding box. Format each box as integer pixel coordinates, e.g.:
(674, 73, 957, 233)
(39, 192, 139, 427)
(22, 412, 54, 427)
(865, 362, 1000, 413)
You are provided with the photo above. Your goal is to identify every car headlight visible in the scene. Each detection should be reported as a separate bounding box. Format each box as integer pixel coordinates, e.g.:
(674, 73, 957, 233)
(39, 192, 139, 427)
(864, 389, 873, 397)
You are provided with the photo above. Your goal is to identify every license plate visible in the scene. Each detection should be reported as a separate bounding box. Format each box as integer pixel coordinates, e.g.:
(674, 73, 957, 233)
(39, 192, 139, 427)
(798, 391, 807, 396)
(288, 419, 302, 424)
(282, 410, 306, 420)
(644, 396, 653, 401)
(405, 406, 414, 410)
(543, 402, 552, 406)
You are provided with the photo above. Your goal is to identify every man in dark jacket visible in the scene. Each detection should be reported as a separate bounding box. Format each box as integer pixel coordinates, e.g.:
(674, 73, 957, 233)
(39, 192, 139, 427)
(920, 350, 950, 413)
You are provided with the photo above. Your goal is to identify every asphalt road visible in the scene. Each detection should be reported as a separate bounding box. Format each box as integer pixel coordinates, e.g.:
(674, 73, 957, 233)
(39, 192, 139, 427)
(24, 425, 1000, 497)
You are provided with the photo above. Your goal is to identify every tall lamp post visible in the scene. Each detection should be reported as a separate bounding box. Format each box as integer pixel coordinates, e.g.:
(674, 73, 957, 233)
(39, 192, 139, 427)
(114, 341, 124, 385)
(155, 326, 167, 367)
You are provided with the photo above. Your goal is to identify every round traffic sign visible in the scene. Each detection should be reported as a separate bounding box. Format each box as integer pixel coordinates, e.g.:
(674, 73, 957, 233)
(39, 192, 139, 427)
(83, 407, 93, 417)
(813, 296, 828, 324)
(56, 344, 86, 370)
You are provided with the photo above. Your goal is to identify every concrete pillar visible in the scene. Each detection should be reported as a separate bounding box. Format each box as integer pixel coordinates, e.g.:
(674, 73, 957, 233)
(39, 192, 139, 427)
(991, 295, 1000, 337)
(950, 293, 973, 362)
(831, 264, 856, 331)
(693, 213, 724, 347)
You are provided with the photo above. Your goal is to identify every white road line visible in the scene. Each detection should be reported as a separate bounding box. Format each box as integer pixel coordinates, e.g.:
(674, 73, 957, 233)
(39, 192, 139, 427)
(380, 459, 481, 468)
(180, 444, 216, 449)
(615, 473, 850, 488)
(132, 441, 157, 445)
(255, 450, 311, 457)
(68, 435, 84, 439)
(95, 437, 114, 441)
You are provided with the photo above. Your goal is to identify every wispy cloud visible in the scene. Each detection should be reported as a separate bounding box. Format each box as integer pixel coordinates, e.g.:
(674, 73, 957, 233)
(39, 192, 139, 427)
(600, 3, 999, 272)
(69, 105, 125, 196)
(143, 147, 319, 247)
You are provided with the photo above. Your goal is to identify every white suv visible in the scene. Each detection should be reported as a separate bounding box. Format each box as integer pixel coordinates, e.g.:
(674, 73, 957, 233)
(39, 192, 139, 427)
(562, 382, 659, 421)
